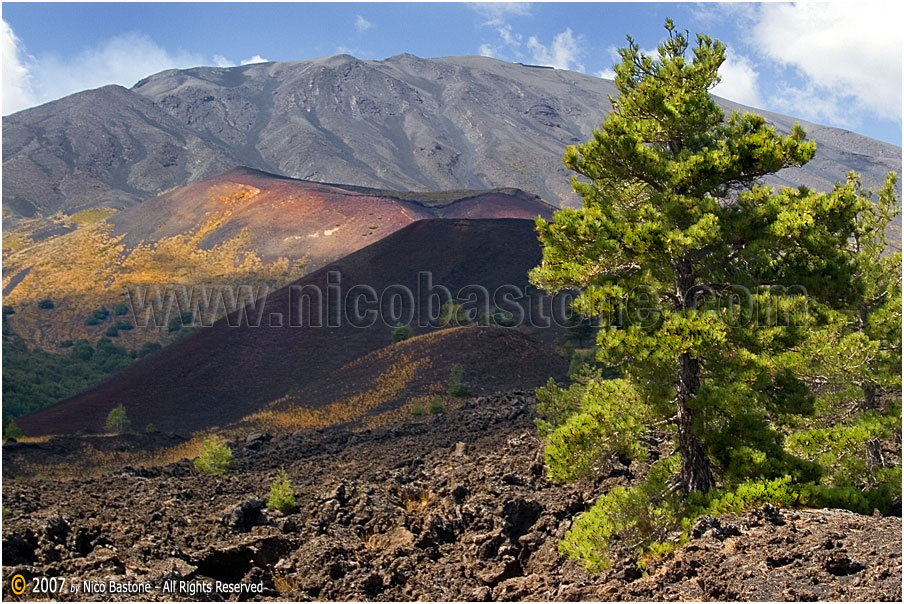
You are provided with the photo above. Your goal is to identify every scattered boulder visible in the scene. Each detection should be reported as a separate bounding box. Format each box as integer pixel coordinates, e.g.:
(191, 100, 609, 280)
(44, 515, 69, 544)
(224, 498, 267, 533)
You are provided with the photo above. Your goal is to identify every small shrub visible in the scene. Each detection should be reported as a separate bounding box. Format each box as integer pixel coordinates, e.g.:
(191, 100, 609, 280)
(37, 298, 54, 310)
(113, 303, 129, 316)
(145, 423, 156, 433)
(392, 322, 414, 343)
(267, 468, 297, 513)
(104, 404, 130, 433)
(439, 300, 470, 328)
(105, 325, 119, 337)
(479, 306, 517, 327)
(115, 321, 133, 331)
(410, 401, 424, 416)
(194, 437, 233, 475)
(70, 339, 94, 361)
(4, 421, 24, 441)
(138, 342, 162, 358)
(2, 305, 15, 316)
(84, 306, 110, 326)
(59, 340, 74, 348)
(429, 396, 445, 415)
(448, 364, 469, 397)
(168, 311, 194, 332)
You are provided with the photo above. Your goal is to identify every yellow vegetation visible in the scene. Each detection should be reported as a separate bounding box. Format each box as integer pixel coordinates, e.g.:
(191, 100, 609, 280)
(244, 355, 429, 433)
(2, 198, 306, 349)
(68, 207, 117, 225)
(12, 430, 219, 481)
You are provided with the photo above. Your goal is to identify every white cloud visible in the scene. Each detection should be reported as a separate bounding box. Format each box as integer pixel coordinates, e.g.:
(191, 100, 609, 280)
(212, 54, 233, 68)
(2, 20, 35, 115)
(472, 2, 527, 59)
(469, 2, 532, 26)
(3, 24, 276, 114)
(711, 48, 761, 108)
(479, 43, 497, 58)
(752, 3, 901, 124)
(354, 15, 373, 33)
(595, 68, 616, 80)
(25, 31, 204, 108)
(527, 28, 584, 72)
(496, 23, 521, 47)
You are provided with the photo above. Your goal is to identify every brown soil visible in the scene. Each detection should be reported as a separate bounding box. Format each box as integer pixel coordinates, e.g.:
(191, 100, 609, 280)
(111, 167, 555, 265)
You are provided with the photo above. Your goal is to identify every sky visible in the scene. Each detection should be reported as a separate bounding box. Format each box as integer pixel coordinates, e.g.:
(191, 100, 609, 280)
(2, 2, 902, 146)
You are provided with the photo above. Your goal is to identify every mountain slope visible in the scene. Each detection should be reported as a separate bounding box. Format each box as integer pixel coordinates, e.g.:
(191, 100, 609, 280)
(108, 166, 554, 264)
(4, 54, 900, 219)
(1, 85, 243, 220)
(15, 219, 562, 436)
(1, 169, 553, 350)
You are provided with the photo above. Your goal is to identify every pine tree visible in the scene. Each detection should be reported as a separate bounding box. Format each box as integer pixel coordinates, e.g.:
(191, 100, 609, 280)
(564, 312, 594, 347)
(104, 404, 131, 433)
(530, 20, 898, 499)
(391, 322, 414, 343)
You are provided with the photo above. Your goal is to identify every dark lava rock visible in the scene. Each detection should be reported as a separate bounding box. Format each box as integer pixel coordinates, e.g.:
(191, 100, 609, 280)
(44, 515, 69, 544)
(224, 497, 267, 533)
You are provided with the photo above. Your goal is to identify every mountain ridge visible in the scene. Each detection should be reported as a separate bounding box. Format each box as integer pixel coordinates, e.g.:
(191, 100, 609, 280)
(4, 53, 900, 221)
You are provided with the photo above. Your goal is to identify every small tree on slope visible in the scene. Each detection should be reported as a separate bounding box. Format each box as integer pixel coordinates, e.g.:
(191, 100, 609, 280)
(530, 20, 900, 567)
(105, 404, 131, 433)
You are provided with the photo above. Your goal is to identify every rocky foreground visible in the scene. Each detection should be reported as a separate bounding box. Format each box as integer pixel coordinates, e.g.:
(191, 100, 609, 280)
(2, 392, 901, 601)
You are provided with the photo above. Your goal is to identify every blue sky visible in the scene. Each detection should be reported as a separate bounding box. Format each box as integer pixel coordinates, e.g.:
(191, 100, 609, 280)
(3, 2, 901, 145)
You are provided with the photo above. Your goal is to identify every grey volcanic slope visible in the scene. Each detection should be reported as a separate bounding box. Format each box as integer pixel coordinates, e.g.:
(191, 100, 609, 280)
(2, 85, 244, 219)
(3, 53, 901, 220)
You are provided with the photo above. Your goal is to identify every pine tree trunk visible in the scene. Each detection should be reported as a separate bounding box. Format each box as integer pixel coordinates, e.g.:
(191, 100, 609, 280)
(674, 258, 715, 494)
(863, 382, 879, 410)
(676, 353, 715, 494)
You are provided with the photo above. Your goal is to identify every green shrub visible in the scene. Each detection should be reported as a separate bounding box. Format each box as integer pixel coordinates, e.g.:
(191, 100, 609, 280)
(59, 340, 74, 348)
(194, 437, 233, 475)
(429, 396, 445, 415)
(138, 342, 162, 358)
(105, 325, 119, 337)
(4, 420, 24, 441)
(113, 303, 129, 316)
(115, 321, 133, 331)
(447, 364, 469, 397)
(3, 305, 14, 316)
(70, 339, 94, 361)
(478, 306, 517, 327)
(104, 404, 130, 433)
(84, 306, 110, 326)
(37, 299, 54, 310)
(439, 301, 469, 328)
(145, 423, 156, 433)
(560, 463, 899, 572)
(168, 311, 194, 332)
(410, 401, 424, 416)
(392, 322, 414, 344)
(567, 349, 596, 378)
(267, 468, 297, 513)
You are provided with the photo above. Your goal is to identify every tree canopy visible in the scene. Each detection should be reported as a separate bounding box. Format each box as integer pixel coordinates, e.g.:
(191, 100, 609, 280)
(530, 20, 901, 569)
